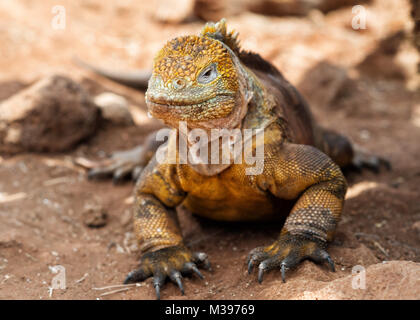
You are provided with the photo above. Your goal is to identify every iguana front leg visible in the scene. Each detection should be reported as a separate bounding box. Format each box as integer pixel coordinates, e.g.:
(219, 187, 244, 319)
(123, 157, 209, 299)
(86, 129, 170, 182)
(248, 143, 347, 283)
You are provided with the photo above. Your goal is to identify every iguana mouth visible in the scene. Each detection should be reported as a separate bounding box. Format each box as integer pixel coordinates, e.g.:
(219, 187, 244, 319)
(147, 94, 238, 122)
(146, 93, 235, 108)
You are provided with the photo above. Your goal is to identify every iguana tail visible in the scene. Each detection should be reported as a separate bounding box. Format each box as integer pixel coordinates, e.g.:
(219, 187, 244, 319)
(73, 57, 151, 90)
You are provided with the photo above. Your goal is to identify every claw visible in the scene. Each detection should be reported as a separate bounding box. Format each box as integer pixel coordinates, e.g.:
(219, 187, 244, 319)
(315, 249, 335, 272)
(123, 246, 209, 298)
(247, 260, 254, 274)
(113, 164, 133, 183)
(186, 262, 204, 279)
(123, 268, 149, 284)
(87, 162, 119, 180)
(87, 168, 105, 180)
(320, 250, 335, 272)
(83, 145, 148, 182)
(327, 256, 336, 272)
(154, 284, 161, 300)
(153, 273, 166, 300)
(169, 270, 184, 295)
(247, 236, 335, 285)
(123, 272, 135, 284)
(258, 264, 265, 284)
(246, 247, 269, 276)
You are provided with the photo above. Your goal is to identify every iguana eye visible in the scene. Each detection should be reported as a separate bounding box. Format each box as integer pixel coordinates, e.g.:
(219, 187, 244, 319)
(197, 64, 218, 84)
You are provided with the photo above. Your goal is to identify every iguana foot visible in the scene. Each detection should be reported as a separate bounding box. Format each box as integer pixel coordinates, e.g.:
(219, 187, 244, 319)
(351, 145, 391, 173)
(86, 145, 146, 183)
(246, 234, 335, 283)
(124, 245, 210, 299)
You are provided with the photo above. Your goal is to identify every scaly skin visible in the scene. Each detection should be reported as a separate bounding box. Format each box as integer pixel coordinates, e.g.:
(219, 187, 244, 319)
(124, 19, 348, 298)
(85, 19, 389, 299)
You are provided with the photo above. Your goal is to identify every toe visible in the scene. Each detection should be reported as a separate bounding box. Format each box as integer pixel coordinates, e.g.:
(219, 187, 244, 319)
(153, 272, 166, 300)
(113, 163, 135, 183)
(169, 270, 185, 295)
(124, 266, 151, 284)
(88, 162, 120, 179)
(124, 246, 209, 299)
(247, 246, 269, 274)
(278, 254, 300, 283)
(351, 147, 391, 173)
(247, 235, 335, 284)
(193, 252, 212, 271)
(183, 262, 204, 279)
(309, 248, 335, 272)
(257, 255, 281, 284)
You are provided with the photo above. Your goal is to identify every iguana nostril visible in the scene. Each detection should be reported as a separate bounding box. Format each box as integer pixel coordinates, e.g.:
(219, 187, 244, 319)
(173, 78, 186, 90)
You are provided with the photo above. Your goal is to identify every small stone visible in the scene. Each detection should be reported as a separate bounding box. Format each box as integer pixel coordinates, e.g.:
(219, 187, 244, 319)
(295, 261, 420, 300)
(359, 129, 371, 141)
(375, 220, 387, 228)
(0, 230, 21, 248)
(115, 244, 125, 254)
(0, 75, 100, 153)
(412, 221, 420, 232)
(94, 92, 133, 125)
(391, 176, 405, 188)
(82, 204, 108, 228)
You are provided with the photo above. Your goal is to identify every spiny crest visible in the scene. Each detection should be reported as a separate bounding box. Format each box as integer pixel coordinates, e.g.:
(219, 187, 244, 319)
(156, 35, 229, 61)
(200, 18, 241, 54)
(153, 35, 236, 85)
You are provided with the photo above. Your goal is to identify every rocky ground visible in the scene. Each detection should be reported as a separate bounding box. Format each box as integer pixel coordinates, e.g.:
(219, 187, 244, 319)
(0, 0, 419, 299)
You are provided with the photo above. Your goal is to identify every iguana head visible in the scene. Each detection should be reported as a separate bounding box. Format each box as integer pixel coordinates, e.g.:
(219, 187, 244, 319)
(146, 19, 251, 130)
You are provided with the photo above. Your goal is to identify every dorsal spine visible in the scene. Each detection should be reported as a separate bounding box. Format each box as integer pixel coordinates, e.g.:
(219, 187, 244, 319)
(200, 19, 241, 54)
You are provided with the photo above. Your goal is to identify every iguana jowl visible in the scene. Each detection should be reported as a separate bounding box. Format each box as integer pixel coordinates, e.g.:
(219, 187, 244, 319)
(86, 19, 388, 299)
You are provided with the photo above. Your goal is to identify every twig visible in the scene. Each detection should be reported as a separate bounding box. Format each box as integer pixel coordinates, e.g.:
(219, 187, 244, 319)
(73, 157, 101, 169)
(25, 253, 37, 262)
(92, 283, 139, 291)
(354, 232, 380, 240)
(0, 192, 27, 204)
(43, 176, 74, 186)
(373, 241, 389, 257)
(75, 273, 89, 284)
(99, 287, 132, 297)
(355, 232, 389, 257)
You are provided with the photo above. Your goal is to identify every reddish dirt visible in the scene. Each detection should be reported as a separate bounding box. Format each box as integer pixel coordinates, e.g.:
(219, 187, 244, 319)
(0, 0, 419, 299)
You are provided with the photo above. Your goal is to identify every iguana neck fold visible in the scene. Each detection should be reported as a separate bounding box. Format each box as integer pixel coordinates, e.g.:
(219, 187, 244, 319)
(146, 21, 278, 176)
(175, 63, 276, 177)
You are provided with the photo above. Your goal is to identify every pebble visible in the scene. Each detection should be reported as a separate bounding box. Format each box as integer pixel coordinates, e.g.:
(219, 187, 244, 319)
(94, 92, 134, 125)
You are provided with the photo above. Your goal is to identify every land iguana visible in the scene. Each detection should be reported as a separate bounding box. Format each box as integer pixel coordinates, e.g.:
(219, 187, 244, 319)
(83, 19, 389, 299)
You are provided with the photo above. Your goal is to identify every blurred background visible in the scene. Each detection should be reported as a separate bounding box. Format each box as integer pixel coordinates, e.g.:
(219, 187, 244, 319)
(0, 0, 418, 84)
(0, 0, 419, 300)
